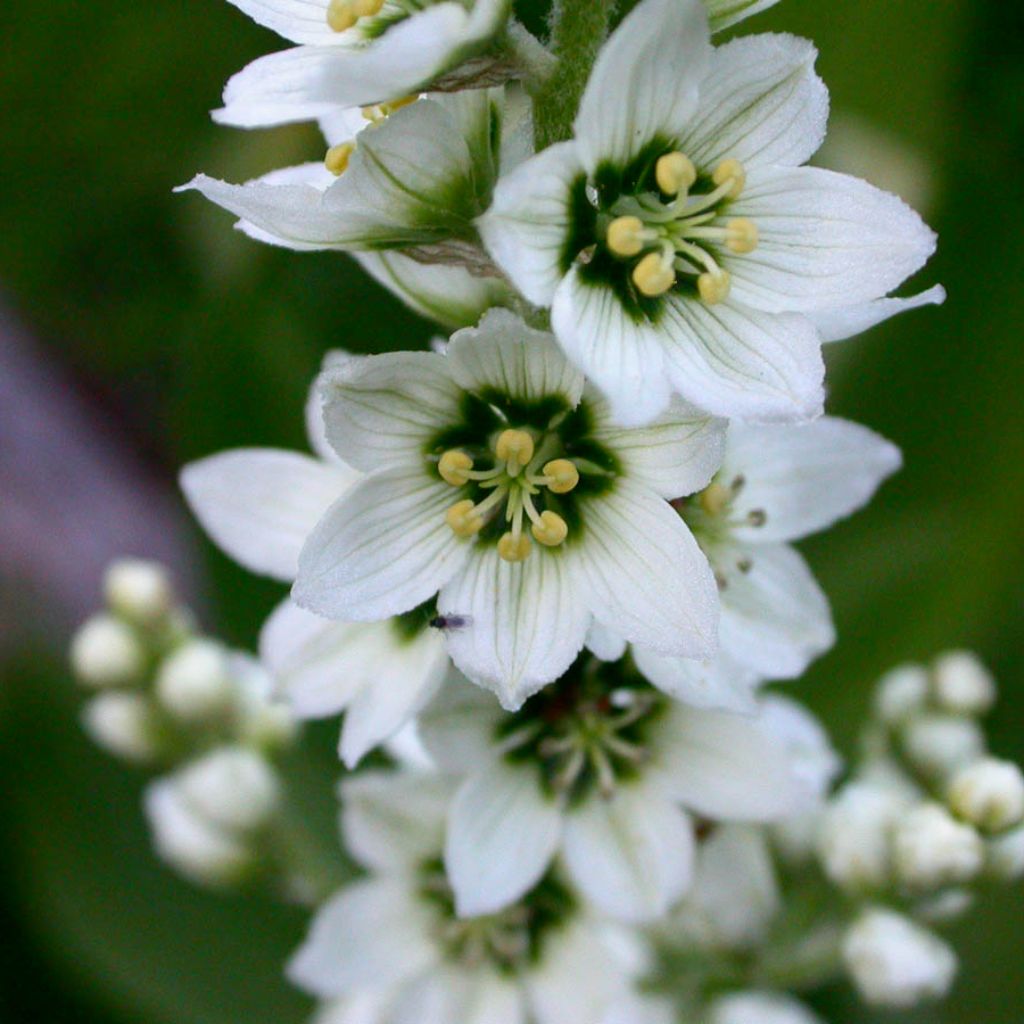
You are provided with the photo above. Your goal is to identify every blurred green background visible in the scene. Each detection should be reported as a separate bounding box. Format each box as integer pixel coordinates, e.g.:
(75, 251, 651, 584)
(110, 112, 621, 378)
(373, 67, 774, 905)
(0, 0, 1021, 1021)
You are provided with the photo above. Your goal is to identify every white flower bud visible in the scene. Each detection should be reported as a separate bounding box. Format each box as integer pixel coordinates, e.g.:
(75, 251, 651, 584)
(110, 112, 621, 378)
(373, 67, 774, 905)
(986, 823, 1024, 881)
(710, 992, 823, 1024)
(81, 692, 160, 763)
(231, 654, 299, 751)
(901, 713, 984, 780)
(843, 908, 957, 1008)
(931, 650, 996, 716)
(874, 664, 929, 726)
(70, 614, 145, 688)
(176, 747, 280, 833)
(914, 888, 974, 924)
(893, 803, 983, 889)
(144, 779, 254, 887)
(817, 782, 909, 891)
(156, 639, 235, 723)
(948, 757, 1024, 832)
(104, 558, 174, 626)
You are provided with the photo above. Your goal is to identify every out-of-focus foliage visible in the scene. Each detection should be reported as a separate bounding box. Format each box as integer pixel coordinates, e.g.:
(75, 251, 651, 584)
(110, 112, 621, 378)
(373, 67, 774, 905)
(0, 0, 1021, 1021)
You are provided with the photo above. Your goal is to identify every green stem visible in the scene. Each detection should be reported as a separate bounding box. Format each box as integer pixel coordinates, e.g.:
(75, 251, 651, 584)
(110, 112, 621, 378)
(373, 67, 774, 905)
(532, 0, 617, 151)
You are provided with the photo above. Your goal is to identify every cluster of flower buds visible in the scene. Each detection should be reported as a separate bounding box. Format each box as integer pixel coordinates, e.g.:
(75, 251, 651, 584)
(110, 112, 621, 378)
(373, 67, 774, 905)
(70, 559, 298, 887)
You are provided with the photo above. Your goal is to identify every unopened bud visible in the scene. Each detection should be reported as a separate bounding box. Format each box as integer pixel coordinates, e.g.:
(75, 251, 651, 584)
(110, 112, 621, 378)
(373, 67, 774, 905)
(948, 757, 1024, 832)
(893, 803, 983, 890)
(986, 823, 1024, 881)
(931, 650, 996, 716)
(156, 639, 235, 723)
(710, 992, 823, 1024)
(104, 558, 174, 626)
(874, 664, 929, 726)
(177, 747, 280, 833)
(902, 713, 984, 780)
(71, 614, 145, 688)
(82, 692, 160, 764)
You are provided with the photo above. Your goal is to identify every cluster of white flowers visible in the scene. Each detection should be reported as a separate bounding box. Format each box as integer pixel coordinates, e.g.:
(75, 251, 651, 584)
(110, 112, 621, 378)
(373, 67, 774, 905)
(65, 0, 1024, 1020)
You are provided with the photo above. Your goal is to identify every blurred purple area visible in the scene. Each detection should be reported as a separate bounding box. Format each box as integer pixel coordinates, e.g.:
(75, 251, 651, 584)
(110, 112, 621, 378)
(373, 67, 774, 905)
(0, 302, 199, 653)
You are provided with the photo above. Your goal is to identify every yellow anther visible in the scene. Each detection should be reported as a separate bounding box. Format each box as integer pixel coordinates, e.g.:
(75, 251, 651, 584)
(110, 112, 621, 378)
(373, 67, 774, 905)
(382, 94, 417, 114)
(698, 268, 731, 305)
(699, 481, 731, 517)
(438, 450, 473, 486)
(607, 216, 646, 258)
(712, 158, 746, 200)
(326, 0, 358, 31)
(531, 511, 569, 547)
(324, 142, 356, 176)
(656, 152, 697, 195)
(446, 500, 484, 538)
(353, 0, 384, 14)
(495, 429, 535, 469)
(725, 218, 759, 254)
(633, 252, 676, 298)
(543, 459, 579, 495)
(498, 532, 532, 563)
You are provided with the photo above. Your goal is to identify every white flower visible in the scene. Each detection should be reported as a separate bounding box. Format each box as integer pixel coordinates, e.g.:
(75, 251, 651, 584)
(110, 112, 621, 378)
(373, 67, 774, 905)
(293, 309, 726, 708)
(842, 908, 957, 1009)
(948, 758, 1024, 833)
(70, 614, 145, 688)
(628, 416, 901, 709)
(710, 991, 824, 1024)
(418, 668, 811, 923)
(931, 650, 996, 717)
(479, 0, 939, 425)
(892, 803, 983, 890)
(289, 771, 641, 1024)
(214, 0, 511, 129)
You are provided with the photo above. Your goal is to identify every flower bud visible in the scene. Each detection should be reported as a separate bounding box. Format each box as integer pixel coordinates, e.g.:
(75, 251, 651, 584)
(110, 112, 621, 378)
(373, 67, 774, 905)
(948, 757, 1024, 832)
(842, 908, 957, 1008)
(156, 639, 235, 723)
(901, 713, 984, 780)
(893, 803, 983, 890)
(104, 558, 174, 626)
(176, 747, 280, 833)
(70, 614, 145, 688)
(986, 823, 1024, 881)
(914, 888, 974, 924)
(82, 692, 160, 763)
(710, 992, 823, 1024)
(931, 650, 996, 716)
(874, 664, 929, 726)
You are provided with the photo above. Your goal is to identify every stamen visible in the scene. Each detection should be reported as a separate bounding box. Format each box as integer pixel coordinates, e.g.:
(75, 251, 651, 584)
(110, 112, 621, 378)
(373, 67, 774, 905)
(446, 500, 484, 538)
(607, 216, 647, 258)
(712, 158, 746, 200)
(541, 459, 579, 494)
(495, 429, 535, 473)
(698, 268, 731, 305)
(531, 511, 568, 548)
(327, 0, 382, 30)
(747, 508, 767, 527)
(655, 152, 697, 196)
(725, 217, 759, 254)
(498, 532, 531, 563)
(324, 142, 355, 176)
(438, 450, 473, 486)
(633, 251, 676, 298)
(361, 95, 417, 124)
(699, 481, 731, 517)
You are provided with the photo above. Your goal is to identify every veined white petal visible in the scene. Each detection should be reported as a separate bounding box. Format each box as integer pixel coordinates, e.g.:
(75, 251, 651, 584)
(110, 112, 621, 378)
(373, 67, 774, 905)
(216, 2, 508, 125)
(578, 481, 719, 659)
(649, 703, 809, 821)
(813, 285, 946, 343)
(574, 0, 711, 173)
(724, 416, 903, 542)
(319, 350, 460, 472)
(658, 296, 825, 422)
(477, 141, 585, 307)
(391, 968, 527, 1024)
(340, 770, 453, 872)
(563, 783, 695, 922)
(683, 34, 828, 169)
(223, 0, 346, 46)
(585, 620, 628, 662)
(590, 391, 726, 499)
(355, 251, 513, 330)
(418, 675, 504, 773)
(287, 880, 437, 998)
(716, 542, 835, 680)
(703, 0, 780, 32)
(438, 546, 589, 711)
(551, 268, 672, 428)
(445, 760, 563, 917)
(632, 645, 760, 713)
(728, 166, 937, 313)
(180, 449, 357, 582)
(293, 466, 472, 621)
(447, 309, 584, 406)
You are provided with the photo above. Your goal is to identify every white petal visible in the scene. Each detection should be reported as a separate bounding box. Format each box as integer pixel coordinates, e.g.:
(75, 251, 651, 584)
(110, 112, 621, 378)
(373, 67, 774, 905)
(355, 251, 513, 330)
(728, 166, 937, 313)
(683, 35, 828, 170)
(574, 0, 711, 173)
(585, 620, 628, 662)
(340, 770, 453, 872)
(813, 284, 946, 343)
(418, 676, 504, 773)
(716, 542, 834, 679)
(711, 992, 823, 1024)
(601, 995, 675, 1024)
(759, 695, 841, 800)
(445, 761, 563, 917)
(632, 646, 759, 713)
(563, 783, 695, 922)
(318, 350, 460, 472)
(180, 449, 356, 582)
(551, 268, 672, 428)
(578, 481, 718, 659)
(590, 391, 726, 499)
(477, 141, 585, 307)
(703, 0, 780, 32)
(286, 880, 436, 998)
(724, 416, 903, 542)
(223, 0, 342, 46)
(391, 968, 526, 1024)
(658, 296, 825, 422)
(293, 466, 472, 621)
(447, 308, 584, 407)
(439, 547, 589, 710)
(649, 703, 809, 821)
